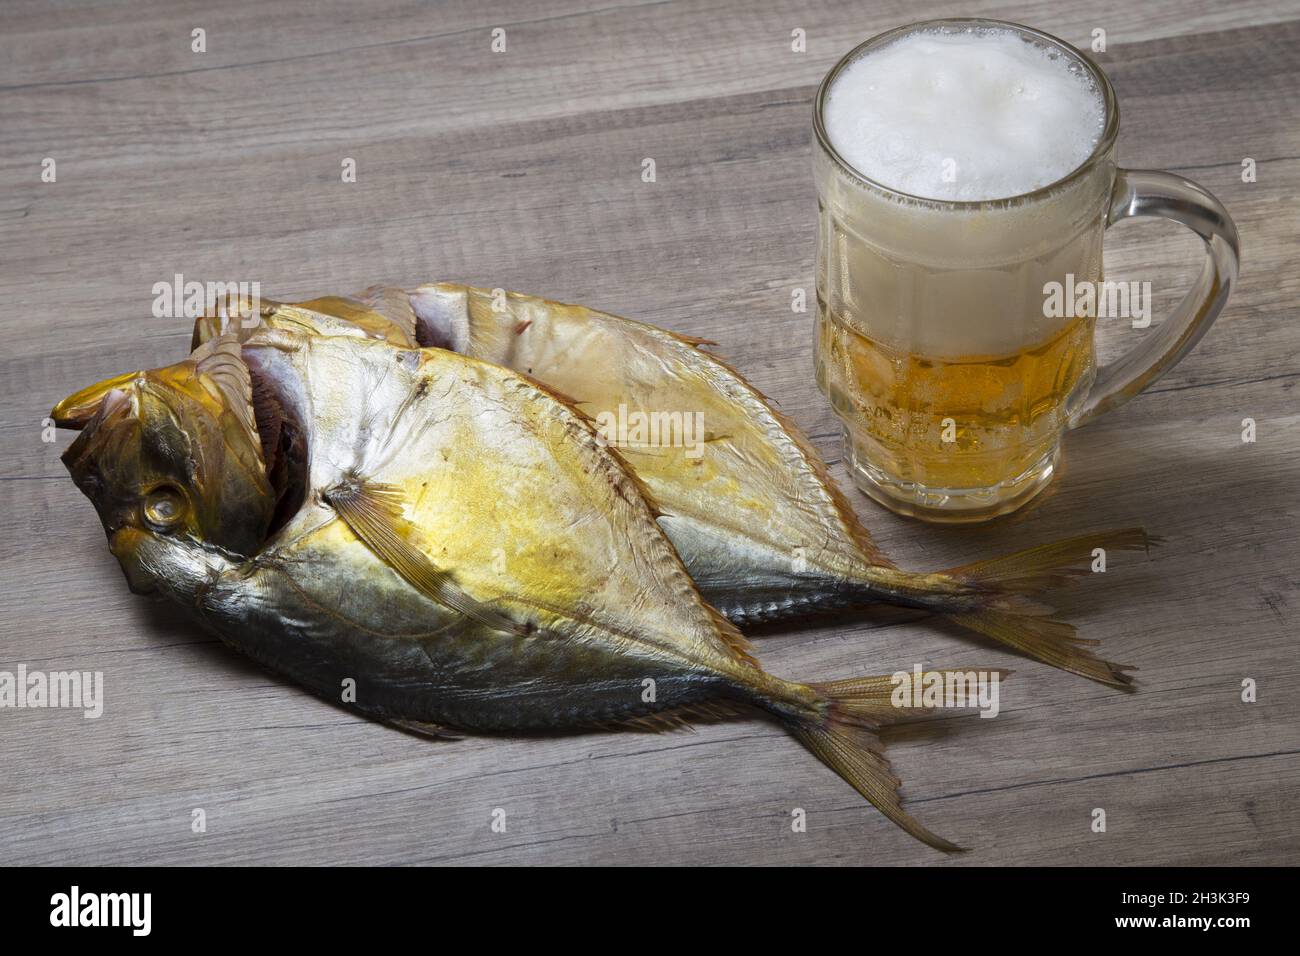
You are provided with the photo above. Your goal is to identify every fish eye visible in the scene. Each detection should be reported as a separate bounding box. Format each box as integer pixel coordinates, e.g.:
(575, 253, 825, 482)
(142, 485, 186, 532)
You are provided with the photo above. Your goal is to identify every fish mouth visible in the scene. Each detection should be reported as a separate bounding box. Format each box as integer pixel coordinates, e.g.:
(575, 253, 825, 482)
(109, 527, 159, 594)
(51, 371, 142, 431)
(57, 385, 135, 482)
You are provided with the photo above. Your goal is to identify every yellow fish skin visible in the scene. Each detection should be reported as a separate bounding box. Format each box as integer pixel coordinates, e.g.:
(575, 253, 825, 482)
(55, 329, 996, 852)
(195, 286, 1150, 688)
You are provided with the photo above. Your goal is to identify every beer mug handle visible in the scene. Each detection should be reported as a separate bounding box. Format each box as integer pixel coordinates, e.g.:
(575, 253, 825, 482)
(1068, 168, 1240, 428)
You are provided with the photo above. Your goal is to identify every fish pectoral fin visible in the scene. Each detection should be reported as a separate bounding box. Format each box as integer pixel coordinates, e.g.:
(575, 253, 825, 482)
(322, 476, 529, 638)
(387, 717, 463, 740)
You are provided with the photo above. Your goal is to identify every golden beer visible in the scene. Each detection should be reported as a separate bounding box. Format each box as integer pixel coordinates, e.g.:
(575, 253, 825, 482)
(817, 304, 1095, 495)
(814, 20, 1113, 520)
(813, 19, 1238, 522)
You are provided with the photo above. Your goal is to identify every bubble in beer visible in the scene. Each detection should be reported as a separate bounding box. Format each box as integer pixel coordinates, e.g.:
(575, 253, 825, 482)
(823, 27, 1106, 201)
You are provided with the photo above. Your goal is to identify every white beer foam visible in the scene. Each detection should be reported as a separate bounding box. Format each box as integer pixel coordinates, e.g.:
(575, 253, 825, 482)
(824, 28, 1105, 202)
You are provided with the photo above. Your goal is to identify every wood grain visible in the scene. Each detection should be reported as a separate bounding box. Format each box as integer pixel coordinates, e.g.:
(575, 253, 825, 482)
(1, 0, 1296, 865)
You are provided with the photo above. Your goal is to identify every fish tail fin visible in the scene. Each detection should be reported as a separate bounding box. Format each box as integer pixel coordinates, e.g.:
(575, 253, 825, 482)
(939, 527, 1154, 688)
(946, 527, 1155, 592)
(778, 670, 1004, 853)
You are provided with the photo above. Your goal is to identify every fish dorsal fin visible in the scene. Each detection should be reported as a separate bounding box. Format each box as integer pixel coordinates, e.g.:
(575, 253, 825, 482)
(287, 290, 419, 347)
(666, 330, 719, 348)
(191, 298, 283, 350)
(349, 285, 420, 344)
(262, 303, 364, 339)
(696, 345, 894, 570)
(191, 334, 260, 450)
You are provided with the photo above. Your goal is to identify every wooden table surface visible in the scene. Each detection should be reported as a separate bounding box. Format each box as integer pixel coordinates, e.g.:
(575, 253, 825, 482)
(2, 0, 1297, 866)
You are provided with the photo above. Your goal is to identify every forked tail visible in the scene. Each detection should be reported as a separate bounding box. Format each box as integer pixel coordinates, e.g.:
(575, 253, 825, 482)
(935, 528, 1154, 688)
(775, 670, 1008, 853)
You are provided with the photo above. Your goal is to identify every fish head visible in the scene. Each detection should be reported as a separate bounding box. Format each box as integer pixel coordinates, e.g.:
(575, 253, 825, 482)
(52, 336, 275, 593)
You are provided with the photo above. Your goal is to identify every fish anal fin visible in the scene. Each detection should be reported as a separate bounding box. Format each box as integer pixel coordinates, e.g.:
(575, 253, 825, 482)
(607, 699, 751, 733)
(323, 476, 529, 638)
(704, 604, 758, 669)
(388, 717, 463, 740)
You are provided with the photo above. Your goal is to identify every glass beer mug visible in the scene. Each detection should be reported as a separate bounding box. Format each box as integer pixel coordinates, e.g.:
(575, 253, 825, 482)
(813, 18, 1240, 522)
